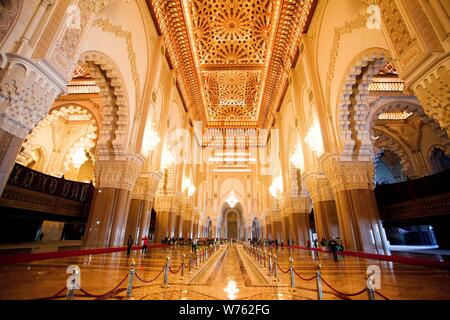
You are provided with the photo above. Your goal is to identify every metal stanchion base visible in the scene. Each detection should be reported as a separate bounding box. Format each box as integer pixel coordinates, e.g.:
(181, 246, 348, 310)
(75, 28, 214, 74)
(161, 284, 170, 288)
(126, 296, 135, 300)
(272, 278, 280, 282)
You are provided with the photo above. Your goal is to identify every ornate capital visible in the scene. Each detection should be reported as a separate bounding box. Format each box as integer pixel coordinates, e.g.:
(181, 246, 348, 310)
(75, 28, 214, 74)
(94, 154, 144, 191)
(282, 195, 310, 214)
(322, 155, 375, 193)
(304, 173, 334, 202)
(154, 191, 183, 214)
(132, 171, 162, 200)
(0, 54, 66, 138)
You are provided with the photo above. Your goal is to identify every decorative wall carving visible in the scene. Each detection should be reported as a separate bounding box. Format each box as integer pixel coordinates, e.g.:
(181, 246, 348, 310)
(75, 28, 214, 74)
(80, 51, 129, 157)
(304, 173, 334, 203)
(154, 191, 183, 214)
(94, 153, 144, 191)
(132, 170, 162, 201)
(338, 51, 389, 161)
(0, 54, 64, 138)
(92, 18, 141, 105)
(322, 155, 375, 192)
(413, 60, 450, 138)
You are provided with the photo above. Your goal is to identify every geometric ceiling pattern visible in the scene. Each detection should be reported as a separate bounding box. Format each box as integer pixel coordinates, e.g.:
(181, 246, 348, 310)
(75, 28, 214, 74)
(190, 0, 270, 65)
(149, 0, 317, 128)
(189, 0, 270, 123)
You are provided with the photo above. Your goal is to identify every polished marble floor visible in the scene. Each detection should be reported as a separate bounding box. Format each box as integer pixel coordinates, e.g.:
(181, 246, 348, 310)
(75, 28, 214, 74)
(0, 244, 449, 300)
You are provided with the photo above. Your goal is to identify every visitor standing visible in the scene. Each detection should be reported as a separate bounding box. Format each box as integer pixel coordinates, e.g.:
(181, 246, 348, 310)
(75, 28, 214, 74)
(328, 238, 339, 262)
(142, 237, 149, 254)
(127, 235, 133, 256)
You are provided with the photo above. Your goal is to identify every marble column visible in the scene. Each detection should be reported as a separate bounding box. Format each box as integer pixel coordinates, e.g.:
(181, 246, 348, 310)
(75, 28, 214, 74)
(125, 199, 145, 245)
(83, 155, 143, 248)
(323, 156, 390, 255)
(155, 211, 171, 242)
(154, 192, 182, 241)
(305, 174, 339, 242)
(182, 219, 192, 239)
(294, 212, 311, 246)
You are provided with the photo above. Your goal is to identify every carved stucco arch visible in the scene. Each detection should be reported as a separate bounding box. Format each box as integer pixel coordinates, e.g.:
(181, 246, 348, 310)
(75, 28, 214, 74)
(372, 130, 415, 179)
(79, 50, 130, 158)
(337, 48, 392, 161)
(368, 98, 450, 150)
(369, 98, 450, 178)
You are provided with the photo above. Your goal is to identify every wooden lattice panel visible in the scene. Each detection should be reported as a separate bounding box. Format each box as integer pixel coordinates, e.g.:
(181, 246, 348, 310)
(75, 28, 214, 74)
(190, 0, 271, 65)
(202, 70, 261, 121)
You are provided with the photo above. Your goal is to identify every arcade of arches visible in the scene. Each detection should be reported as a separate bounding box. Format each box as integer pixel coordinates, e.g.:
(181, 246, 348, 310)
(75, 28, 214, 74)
(0, 0, 450, 300)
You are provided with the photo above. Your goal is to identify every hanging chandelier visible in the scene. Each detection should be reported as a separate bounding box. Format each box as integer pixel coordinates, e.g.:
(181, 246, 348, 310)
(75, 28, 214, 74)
(226, 190, 238, 208)
(143, 121, 160, 154)
(304, 120, 324, 156)
(290, 143, 303, 170)
(70, 145, 88, 169)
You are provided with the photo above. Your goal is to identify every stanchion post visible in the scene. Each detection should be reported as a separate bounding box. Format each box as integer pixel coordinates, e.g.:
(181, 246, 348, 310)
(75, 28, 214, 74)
(316, 263, 323, 300)
(196, 250, 199, 268)
(268, 252, 272, 275)
(366, 270, 376, 300)
(188, 252, 193, 274)
(273, 254, 279, 282)
(66, 271, 76, 300)
(263, 250, 266, 270)
(289, 256, 295, 290)
(181, 253, 185, 279)
(162, 256, 170, 288)
(126, 260, 136, 300)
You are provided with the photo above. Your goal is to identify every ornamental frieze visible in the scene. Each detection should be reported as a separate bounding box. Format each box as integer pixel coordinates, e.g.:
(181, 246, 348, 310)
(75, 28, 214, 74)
(322, 156, 375, 192)
(94, 154, 144, 191)
(304, 173, 334, 203)
(154, 191, 183, 214)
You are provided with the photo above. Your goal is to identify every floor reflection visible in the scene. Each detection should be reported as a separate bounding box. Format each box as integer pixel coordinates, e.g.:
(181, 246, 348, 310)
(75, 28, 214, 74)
(0, 244, 449, 300)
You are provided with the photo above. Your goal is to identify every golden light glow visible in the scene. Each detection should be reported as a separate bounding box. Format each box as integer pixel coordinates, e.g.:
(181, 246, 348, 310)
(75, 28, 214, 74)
(70, 145, 88, 169)
(224, 280, 239, 300)
(226, 190, 239, 208)
(304, 120, 324, 156)
(142, 121, 161, 156)
(161, 150, 175, 169)
(182, 178, 197, 197)
(290, 143, 304, 171)
(269, 175, 283, 199)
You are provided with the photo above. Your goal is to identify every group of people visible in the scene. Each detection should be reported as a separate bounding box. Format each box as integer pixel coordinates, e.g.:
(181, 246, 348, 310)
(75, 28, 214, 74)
(307, 237, 344, 262)
(126, 235, 150, 256)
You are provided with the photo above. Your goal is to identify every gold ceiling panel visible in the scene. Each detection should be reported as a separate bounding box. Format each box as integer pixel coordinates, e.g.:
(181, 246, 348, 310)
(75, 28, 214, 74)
(203, 70, 261, 121)
(149, 0, 317, 127)
(189, 0, 271, 65)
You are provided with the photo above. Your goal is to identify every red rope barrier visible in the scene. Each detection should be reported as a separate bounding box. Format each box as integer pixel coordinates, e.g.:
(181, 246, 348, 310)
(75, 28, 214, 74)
(78, 273, 129, 300)
(169, 264, 182, 274)
(33, 287, 67, 300)
(293, 268, 317, 281)
(320, 277, 366, 297)
(277, 263, 290, 274)
(0, 244, 170, 266)
(134, 267, 165, 283)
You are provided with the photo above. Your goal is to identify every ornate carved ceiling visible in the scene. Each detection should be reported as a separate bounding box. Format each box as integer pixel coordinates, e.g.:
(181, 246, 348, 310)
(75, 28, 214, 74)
(149, 0, 317, 128)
